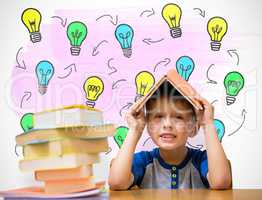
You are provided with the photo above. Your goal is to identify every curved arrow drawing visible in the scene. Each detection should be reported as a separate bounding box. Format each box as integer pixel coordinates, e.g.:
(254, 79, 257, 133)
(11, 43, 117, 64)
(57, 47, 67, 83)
(15, 144, 20, 157)
(20, 91, 32, 108)
(140, 8, 155, 17)
(154, 58, 171, 72)
(227, 49, 240, 66)
(51, 16, 67, 27)
(193, 8, 205, 17)
(112, 79, 127, 89)
(186, 142, 203, 150)
(228, 109, 247, 136)
(206, 64, 218, 84)
(107, 58, 118, 75)
(142, 38, 164, 45)
(15, 47, 26, 70)
(58, 64, 77, 79)
(211, 99, 218, 105)
(119, 102, 133, 117)
(92, 40, 109, 56)
(96, 14, 118, 26)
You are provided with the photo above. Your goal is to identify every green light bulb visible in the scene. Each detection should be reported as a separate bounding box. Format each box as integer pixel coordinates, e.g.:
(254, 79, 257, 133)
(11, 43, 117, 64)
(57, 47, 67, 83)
(224, 71, 244, 105)
(67, 21, 87, 56)
(114, 126, 129, 148)
(20, 113, 34, 132)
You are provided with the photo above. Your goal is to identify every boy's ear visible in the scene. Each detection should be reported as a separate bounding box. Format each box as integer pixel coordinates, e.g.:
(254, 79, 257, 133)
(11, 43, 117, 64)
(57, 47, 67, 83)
(188, 123, 199, 137)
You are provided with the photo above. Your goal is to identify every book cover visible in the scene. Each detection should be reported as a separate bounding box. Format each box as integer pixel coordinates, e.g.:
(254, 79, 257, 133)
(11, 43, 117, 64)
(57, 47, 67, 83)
(131, 69, 204, 113)
(44, 177, 95, 194)
(35, 165, 93, 181)
(16, 124, 116, 146)
(33, 105, 104, 129)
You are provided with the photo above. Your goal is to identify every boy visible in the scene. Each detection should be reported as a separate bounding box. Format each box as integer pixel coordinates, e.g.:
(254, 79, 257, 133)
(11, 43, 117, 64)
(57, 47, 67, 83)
(109, 81, 232, 190)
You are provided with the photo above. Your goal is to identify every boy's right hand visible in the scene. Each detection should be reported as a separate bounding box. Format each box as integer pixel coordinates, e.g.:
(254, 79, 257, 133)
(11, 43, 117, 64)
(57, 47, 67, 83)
(124, 105, 146, 136)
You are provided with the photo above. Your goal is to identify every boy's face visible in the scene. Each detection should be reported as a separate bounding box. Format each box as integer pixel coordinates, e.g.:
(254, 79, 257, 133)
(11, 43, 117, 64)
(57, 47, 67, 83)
(146, 95, 196, 150)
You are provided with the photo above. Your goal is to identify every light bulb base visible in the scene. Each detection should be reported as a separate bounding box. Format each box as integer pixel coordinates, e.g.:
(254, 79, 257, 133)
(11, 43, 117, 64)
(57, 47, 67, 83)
(211, 41, 221, 51)
(86, 100, 95, 108)
(226, 96, 236, 105)
(70, 46, 81, 56)
(38, 85, 47, 95)
(170, 27, 182, 38)
(30, 32, 41, 43)
(122, 48, 132, 58)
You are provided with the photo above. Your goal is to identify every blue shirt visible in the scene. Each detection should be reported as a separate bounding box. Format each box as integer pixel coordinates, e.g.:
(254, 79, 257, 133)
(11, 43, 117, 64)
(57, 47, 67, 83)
(131, 147, 209, 189)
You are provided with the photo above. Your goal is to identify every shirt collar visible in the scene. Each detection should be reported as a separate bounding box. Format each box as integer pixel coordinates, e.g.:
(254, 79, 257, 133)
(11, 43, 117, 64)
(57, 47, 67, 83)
(154, 147, 192, 170)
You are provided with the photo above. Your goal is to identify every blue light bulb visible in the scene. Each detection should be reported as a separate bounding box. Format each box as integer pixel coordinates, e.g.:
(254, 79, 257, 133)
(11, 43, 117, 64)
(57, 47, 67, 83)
(176, 56, 195, 81)
(115, 24, 134, 58)
(35, 60, 54, 95)
(213, 119, 225, 142)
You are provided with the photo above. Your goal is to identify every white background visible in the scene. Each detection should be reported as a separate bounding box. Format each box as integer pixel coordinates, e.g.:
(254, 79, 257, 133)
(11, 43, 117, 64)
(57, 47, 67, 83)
(0, 0, 262, 190)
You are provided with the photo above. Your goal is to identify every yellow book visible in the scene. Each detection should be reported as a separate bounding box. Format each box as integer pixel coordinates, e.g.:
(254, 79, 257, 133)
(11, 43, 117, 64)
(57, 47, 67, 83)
(19, 153, 99, 172)
(23, 138, 108, 160)
(16, 124, 116, 146)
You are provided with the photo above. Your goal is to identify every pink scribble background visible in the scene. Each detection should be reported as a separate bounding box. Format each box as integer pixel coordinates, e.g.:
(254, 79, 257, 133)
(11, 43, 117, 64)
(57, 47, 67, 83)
(10, 7, 236, 154)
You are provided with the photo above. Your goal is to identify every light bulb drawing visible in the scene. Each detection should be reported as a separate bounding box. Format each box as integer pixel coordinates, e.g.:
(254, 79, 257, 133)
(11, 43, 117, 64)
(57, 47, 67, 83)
(207, 16, 228, 51)
(35, 60, 54, 95)
(20, 113, 34, 132)
(135, 71, 155, 101)
(114, 126, 129, 148)
(224, 71, 245, 105)
(67, 21, 88, 56)
(83, 76, 104, 108)
(115, 24, 134, 58)
(21, 8, 42, 43)
(162, 3, 182, 38)
(213, 119, 225, 142)
(176, 56, 195, 81)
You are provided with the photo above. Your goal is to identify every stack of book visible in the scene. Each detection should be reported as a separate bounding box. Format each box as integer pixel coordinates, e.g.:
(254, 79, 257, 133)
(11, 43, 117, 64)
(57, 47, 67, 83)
(15, 105, 115, 194)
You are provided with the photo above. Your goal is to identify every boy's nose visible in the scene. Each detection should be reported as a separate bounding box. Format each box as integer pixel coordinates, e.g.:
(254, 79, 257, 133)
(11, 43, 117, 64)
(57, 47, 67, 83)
(162, 117, 173, 129)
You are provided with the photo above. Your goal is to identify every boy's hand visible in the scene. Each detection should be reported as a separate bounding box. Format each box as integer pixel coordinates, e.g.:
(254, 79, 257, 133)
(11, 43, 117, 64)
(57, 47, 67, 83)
(125, 104, 146, 135)
(195, 97, 214, 127)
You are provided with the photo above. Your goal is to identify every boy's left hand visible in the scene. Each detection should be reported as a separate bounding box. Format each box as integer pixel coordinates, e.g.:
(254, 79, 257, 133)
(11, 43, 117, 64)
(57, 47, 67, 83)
(195, 97, 214, 127)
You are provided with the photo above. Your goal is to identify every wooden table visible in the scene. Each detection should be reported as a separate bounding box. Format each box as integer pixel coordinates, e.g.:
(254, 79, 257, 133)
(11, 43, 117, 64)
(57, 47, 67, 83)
(107, 189, 262, 200)
(2, 189, 262, 199)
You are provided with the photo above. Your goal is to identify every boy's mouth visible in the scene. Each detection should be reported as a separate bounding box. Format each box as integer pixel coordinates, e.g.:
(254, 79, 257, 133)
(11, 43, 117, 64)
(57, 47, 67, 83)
(159, 133, 177, 142)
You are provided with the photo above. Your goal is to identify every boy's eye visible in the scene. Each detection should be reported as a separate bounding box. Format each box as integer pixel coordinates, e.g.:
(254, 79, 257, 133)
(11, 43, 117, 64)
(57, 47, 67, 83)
(175, 115, 183, 120)
(155, 114, 163, 118)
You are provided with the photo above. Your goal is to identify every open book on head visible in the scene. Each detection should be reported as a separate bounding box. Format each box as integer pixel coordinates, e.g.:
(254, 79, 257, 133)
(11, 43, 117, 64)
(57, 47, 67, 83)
(132, 69, 204, 113)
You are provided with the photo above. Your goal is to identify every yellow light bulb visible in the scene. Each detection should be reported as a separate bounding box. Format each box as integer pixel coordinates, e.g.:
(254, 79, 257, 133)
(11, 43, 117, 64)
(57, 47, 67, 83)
(21, 8, 42, 43)
(83, 76, 104, 108)
(135, 71, 155, 101)
(207, 16, 228, 51)
(162, 3, 182, 38)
